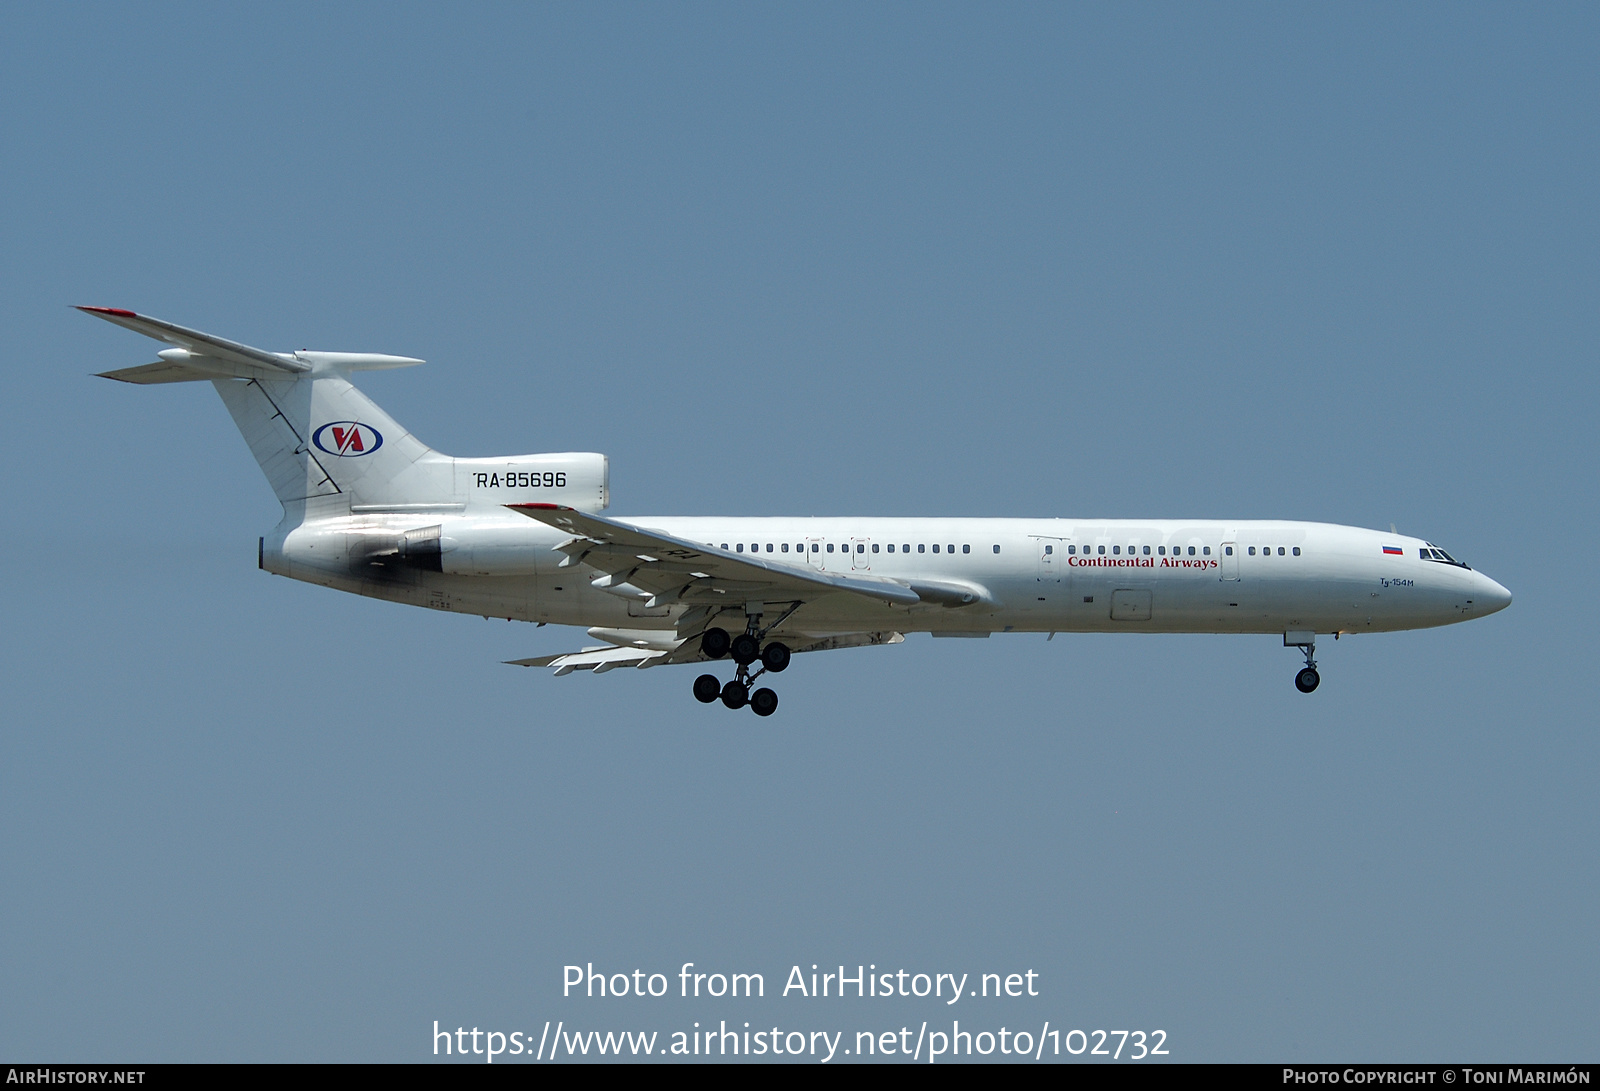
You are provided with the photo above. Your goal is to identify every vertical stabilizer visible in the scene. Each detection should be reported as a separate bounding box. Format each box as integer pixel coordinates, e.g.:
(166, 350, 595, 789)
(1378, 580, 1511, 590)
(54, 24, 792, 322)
(213, 378, 341, 504)
(88, 307, 606, 517)
(212, 373, 454, 510)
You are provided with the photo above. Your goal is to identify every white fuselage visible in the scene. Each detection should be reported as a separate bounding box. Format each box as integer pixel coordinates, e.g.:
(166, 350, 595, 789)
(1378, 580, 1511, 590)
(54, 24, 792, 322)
(266, 510, 1512, 638)
(80, 307, 1510, 680)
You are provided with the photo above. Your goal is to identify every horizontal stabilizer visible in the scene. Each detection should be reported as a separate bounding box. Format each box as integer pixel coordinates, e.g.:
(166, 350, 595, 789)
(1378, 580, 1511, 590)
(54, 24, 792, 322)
(80, 307, 424, 379)
(97, 360, 223, 385)
(79, 307, 308, 375)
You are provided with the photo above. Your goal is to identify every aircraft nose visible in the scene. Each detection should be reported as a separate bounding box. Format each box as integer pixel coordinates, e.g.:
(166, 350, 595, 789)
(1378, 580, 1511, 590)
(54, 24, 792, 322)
(1475, 573, 1512, 615)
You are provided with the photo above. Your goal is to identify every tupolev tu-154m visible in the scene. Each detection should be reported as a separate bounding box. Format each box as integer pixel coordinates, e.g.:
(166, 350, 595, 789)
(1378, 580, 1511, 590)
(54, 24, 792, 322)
(85, 307, 1512, 717)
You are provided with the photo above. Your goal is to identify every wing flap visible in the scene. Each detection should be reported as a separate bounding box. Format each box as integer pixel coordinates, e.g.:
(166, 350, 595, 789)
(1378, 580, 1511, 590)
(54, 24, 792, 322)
(506, 645, 670, 674)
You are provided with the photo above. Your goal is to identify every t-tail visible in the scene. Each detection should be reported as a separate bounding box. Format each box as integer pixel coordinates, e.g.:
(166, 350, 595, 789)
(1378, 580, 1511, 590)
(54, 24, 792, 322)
(84, 306, 608, 547)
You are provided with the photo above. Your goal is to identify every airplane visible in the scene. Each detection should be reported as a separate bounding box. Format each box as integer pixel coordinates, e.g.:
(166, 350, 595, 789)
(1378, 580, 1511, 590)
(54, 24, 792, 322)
(84, 306, 1512, 716)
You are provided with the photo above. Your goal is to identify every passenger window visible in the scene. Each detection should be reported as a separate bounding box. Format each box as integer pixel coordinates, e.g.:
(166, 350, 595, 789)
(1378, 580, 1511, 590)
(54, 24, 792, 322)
(766, 543, 773, 552)
(1143, 545, 1151, 555)
(737, 544, 745, 553)
(932, 544, 940, 553)
(827, 544, 834, 553)
(721, 543, 729, 550)
(1044, 545, 1053, 555)
(1278, 547, 1285, 556)
(1068, 544, 1076, 554)
(1112, 545, 1120, 555)
(993, 544, 1000, 553)
(1205, 546, 1212, 555)
(1188, 546, 1195, 556)
(963, 544, 970, 554)
(918, 544, 925, 553)
(886, 544, 894, 553)
(872, 543, 879, 553)
(1098, 546, 1105, 555)
(1293, 547, 1301, 556)
(1248, 547, 1255, 556)
(1158, 546, 1165, 555)
(782, 543, 789, 552)
(903, 544, 911, 553)
(947, 545, 954, 553)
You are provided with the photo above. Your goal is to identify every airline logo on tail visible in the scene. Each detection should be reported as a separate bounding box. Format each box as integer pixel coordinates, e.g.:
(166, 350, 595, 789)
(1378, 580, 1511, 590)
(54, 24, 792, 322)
(312, 421, 383, 457)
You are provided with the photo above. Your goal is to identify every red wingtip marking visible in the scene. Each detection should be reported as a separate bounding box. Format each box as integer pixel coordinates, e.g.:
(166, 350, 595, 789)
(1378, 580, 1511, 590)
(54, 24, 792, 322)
(78, 306, 139, 317)
(509, 503, 563, 510)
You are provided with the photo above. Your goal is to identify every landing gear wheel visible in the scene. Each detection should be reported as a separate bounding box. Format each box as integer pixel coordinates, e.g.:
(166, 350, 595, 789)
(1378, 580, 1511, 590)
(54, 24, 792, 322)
(720, 680, 749, 709)
(693, 674, 722, 704)
(759, 641, 791, 673)
(700, 627, 731, 660)
(1295, 667, 1321, 693)
(729, 632, 761, 666)
(750, 688, 779, 717)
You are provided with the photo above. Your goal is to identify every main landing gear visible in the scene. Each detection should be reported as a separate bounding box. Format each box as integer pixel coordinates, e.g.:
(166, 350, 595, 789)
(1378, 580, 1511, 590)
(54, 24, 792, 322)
(692, 621, 791, 717)
(1286, 632, 1321, 693)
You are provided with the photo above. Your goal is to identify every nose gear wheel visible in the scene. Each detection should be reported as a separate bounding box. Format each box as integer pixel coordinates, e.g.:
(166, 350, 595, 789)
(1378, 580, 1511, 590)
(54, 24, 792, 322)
(1287, 635, 1321, 694)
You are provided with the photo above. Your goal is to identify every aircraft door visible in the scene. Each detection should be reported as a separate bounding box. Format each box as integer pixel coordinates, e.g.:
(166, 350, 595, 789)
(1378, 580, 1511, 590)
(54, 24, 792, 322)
(806, 537, 825, 570)
(1221, 542, 1239, 581)
(1037, 539, 1062, 582)
(851, 537, 871, 571)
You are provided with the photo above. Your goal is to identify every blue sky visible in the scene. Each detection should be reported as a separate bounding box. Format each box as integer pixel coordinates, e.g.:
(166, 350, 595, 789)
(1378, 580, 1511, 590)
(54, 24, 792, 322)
(2, 3, 1595, 1061)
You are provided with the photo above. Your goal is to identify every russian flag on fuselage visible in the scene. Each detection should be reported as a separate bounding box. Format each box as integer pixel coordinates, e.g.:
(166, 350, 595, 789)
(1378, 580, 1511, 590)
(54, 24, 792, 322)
(1383, 545, 1404, 555)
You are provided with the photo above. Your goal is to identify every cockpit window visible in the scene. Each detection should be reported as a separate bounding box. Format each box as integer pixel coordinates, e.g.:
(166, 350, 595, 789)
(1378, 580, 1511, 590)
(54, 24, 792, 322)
(1421, 543, 1471, 570)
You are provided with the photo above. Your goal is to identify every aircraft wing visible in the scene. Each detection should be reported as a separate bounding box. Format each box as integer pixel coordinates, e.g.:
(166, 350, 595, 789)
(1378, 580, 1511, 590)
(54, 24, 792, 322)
(507, 631, 907, 675)
(505, 503, 924, 610)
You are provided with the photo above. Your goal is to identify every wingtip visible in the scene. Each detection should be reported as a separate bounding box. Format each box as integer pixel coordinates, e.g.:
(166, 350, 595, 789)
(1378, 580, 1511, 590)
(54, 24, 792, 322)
(77, 306, 138, 317)
(508, 502, 566, 511)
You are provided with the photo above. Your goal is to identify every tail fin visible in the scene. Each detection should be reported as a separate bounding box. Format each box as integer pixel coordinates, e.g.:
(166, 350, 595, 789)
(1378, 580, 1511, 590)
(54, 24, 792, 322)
(211, 372, 452, 508)
(84, 307, 452, 510)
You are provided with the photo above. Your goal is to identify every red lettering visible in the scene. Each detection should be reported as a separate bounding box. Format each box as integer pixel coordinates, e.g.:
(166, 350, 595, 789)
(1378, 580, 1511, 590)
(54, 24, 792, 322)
(332, 426, 364, 453)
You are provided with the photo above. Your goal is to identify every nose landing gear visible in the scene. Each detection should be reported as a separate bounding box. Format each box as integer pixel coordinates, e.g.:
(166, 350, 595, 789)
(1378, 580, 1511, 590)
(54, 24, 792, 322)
(1286, 631, 1320, 693)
